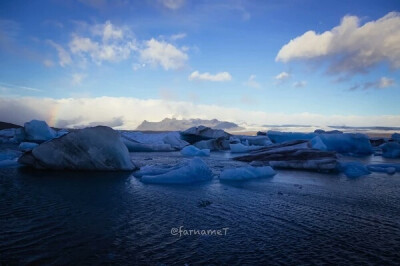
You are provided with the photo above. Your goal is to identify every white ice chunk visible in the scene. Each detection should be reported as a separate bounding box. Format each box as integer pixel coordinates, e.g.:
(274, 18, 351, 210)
(141, 158, 213, 184)
(220, 166, 276, 181)
(181, 145, 210, 156)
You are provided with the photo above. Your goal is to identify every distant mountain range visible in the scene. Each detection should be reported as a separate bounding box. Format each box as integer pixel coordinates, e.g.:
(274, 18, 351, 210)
(136, 118, 244, 131)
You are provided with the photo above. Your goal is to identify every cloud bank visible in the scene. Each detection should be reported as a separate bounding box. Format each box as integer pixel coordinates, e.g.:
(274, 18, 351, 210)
(0, 96, 399, 129)
(276, 12, 400, 75)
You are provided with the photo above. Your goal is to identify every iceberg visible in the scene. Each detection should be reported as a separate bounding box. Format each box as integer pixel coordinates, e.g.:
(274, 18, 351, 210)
(18, 126, 135, 171)
(310, 136, 327, 150)
(234, 135, 272, 146)
(339, 162, 371, 178)
(121, 131, 188, 152)
(269, 159, 337, 171)
(367, 165, 396, 175)
(123, 138, 174, 152)
(181, 145, 210, 156)
(24, 120, 56, 143)
(268, 131, 316, 143)
(0, 128, 25, 143)
(193, 138, 230, 151)
(367, 163, 400, 174)
(268, 131, 373, 155)
(392, 133, 400, 142)
(19, 142, 39, 151)
(219, 166, 276, 181)
(381, 142, 400, 158)
(318, 133, 373, 155)
(229, 143, 265, 153)
(140, 158, 213, 184)
(234, 140, 338, 171)
(0, 149, 22, 168)
(180, 126, 230, 144)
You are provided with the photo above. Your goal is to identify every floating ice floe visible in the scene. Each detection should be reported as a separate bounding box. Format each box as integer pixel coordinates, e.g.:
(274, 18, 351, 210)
(269, 131, 373, 155)
(0, 149, 22, 168)
(318, 133, 373, 155)
(140, 158, 213, 184)
(193, 138, 230, 151)
(181, 145, 210, 157)
(19, 142, 39, 151)
(234, 140, 338, 171)
(219, 166, 276, 181)
(121, 131, 188, 152)
(338, 162, 371, 178)
(392, 133, 400, 142)
(19, 126, 135, 171)
(229, 143, 265, 153)
(381, 142, 400, 158)
(268, 131, 316, 143)
(0, 128, 25, 143)
(180, 126, 230, 144)
(234, 135, 272, 146)
(367, 163, 400, 174)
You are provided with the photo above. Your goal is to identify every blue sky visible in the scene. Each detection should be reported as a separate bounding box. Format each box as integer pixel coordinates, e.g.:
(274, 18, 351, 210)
(0, 0, 399, 128)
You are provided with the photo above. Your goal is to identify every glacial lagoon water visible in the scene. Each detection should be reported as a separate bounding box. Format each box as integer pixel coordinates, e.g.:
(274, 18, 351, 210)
(1, 151, 400, 265)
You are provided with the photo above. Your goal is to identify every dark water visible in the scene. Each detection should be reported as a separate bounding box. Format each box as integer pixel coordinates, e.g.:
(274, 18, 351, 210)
(1, 152, 400, 265)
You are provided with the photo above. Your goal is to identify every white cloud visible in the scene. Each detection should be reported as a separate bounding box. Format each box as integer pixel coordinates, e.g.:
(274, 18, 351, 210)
(140, 38, 188, 70)
(92, 20, 124, 42)
(350, 77, 395, 90)
(47, 40, 72, 67)
(244, 75, 260, 88)
(69, 21, 136, 64)
(378, 77, 395, 88)
(170, 33, 186, 41)
(43, 59, 55, 67)
(293, 81, 307, 88)
(71, 73, 87, 86)
(159, 0, 185, 10)
(1, 96, 399, 129)
(188, 71, 232, 82)
(276, 12, 400, 75)
(0, 82, 43, 92)
(275, 71, 290, 81)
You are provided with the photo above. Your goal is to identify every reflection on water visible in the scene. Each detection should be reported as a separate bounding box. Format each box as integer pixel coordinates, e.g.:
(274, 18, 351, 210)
(1, 153, 400, 265)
